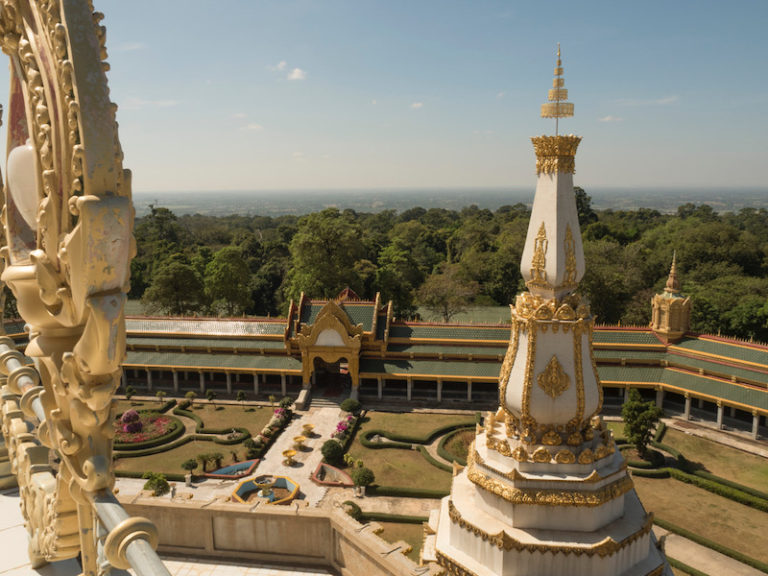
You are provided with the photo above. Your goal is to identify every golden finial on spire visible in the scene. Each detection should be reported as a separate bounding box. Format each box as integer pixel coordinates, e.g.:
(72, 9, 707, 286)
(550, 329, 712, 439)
(540, 43, 574, 135)
(665, 251, 680, 294)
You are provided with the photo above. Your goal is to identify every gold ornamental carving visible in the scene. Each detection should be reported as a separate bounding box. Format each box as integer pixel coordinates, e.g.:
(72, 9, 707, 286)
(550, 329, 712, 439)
(537, 355, 570, 399)
(531, 135, 582, 175)
(446, 499, 653, 556)
(563, 224, 577, 288)
(527, 222, 550, 291)
(532, 446, 551, 463)
(554, 449, 576, 464)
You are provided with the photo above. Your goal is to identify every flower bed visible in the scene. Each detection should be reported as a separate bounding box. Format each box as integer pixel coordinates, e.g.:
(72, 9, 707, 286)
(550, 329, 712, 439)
(114, 410, 182, 446)
(311, 462, 354, 487)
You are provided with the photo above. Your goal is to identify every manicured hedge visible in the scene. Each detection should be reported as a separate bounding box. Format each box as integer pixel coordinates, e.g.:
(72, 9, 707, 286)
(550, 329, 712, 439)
(114, 415, 186, 451)
(667, 468, 768, 513)
(339, 411, 365, 452)
(361, 512, 429, 524)
(173, 406, 204, 430)
(341, 500, 362, 521)
(418, 445, 453, 473)
(654, 518, 768, 574)
(360, 421, 475, 450)
(667, 557, 709, 576)
(436, 425, 474, 467)
(619, 446, 665, 469)
(654, 421, 667, 442)
(115, 469, 186, 482)
(691, 469, 768, 502)
(114, 427, 252, 459)
(157, 399, 178, 414)
(367, 485, 449, 499)
(629, 468, 670, 478)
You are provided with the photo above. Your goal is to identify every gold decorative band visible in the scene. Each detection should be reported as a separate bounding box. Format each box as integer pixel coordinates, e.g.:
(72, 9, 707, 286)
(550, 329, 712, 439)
(531, 135, 581, 175)
(436, 549, 478, 576)
(467, 451, 633, 506)
(447, 499, 653, 557)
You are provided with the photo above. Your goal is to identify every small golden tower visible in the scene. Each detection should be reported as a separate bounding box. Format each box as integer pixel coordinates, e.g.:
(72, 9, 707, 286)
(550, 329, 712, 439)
(540, 43, 574, 135)
(651, 252, 692, 343)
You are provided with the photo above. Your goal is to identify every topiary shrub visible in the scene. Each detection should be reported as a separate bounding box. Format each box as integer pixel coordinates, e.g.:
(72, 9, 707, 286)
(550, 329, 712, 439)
(322, 439, 344, 465)
(340, 398, 361, 414)
(142, 472, 170, 496)
(351, 466, 375, 487)
(342, 500, 362, 521)
(279, 396, 294, 409)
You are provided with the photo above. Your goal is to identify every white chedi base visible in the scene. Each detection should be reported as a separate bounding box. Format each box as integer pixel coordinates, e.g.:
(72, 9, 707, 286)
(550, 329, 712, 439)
(434, 475, 669, 576)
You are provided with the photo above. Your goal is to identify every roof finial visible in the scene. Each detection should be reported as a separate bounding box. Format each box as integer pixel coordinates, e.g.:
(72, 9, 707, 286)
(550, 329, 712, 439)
(665, 251, 680, 294)
(540, 43, 574, 136)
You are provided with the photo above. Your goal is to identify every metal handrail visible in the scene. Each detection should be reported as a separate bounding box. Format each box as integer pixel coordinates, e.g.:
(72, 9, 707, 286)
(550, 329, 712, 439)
(0, 337, 170, 576)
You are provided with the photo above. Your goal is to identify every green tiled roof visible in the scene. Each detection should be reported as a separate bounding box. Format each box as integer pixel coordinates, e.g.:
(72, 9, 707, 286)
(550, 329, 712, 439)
(126, 318, 286, 337)
(663, 369, 768, 410)
(128, 337, 286, 351)
(668, 352, 768, 387)
(386, 344, 507, 357)
(593, 350, 666, 361)
(593, 330, 662, 346)
(360, 358, 500, 379)
(124, 350, 302, 372)
(300, 304, 323, 325)
(597, 365, 666, 383)
(389, 323, 511, 342)
(672, 337, 768, 368)
(298, 302, 376, 331)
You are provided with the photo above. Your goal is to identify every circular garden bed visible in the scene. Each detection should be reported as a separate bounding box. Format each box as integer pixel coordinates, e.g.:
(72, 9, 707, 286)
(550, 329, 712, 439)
(114, 410, 184, 449)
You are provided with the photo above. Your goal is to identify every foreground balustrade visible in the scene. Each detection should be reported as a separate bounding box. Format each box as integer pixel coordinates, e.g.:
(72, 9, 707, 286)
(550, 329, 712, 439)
(0, 337, 170, 576)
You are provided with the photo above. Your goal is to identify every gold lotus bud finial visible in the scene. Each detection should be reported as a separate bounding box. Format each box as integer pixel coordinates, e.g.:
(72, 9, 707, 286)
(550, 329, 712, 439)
(540, 43, 574, 135)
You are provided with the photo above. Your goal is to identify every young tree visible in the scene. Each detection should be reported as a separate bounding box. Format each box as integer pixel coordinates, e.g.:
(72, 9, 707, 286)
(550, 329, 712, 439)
(206, 389, 217, 408)
(181, 459, 198, 475)
(416, 264, 479, 322)
(155, 390, 167, 403)
(350, 466, 375, 488)
(236, 390, 247, 407)
(185, 390, 197, 406)
(125, 385, 136, 402)
(204, 246, 252, 316)
(622, 389, 662, 457)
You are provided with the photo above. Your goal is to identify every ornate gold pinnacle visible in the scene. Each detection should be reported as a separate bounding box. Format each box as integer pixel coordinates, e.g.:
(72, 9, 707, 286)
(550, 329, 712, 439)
(541, 43, 574, 134)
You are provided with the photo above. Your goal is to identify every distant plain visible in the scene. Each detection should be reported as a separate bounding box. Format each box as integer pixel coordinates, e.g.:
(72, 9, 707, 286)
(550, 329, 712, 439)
(134, 188, 768, 218)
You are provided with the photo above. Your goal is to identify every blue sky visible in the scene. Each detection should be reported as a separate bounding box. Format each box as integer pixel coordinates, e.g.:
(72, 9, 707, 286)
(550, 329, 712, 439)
(6, 1, 768, 193)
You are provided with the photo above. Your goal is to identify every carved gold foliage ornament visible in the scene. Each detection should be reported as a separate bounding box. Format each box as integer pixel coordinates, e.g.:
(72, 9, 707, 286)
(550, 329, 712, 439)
(563, 224, 577, 288)
(538, 355, 570, 399)
(0, 2, 150, 573)
(531, 135, 581, 175)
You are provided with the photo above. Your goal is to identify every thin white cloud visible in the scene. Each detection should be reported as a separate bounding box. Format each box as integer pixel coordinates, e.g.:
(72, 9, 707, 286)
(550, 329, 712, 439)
(598, 115, 623, 123)
(115, 42, 145, 52)
(232, 112, 247, 119)
(615, 95, 679, 107)
(288, 68, 306, 81)
(496, 91, 505, 99)
(292, 151, 305, 158)
(241, 123, 264, 131)
(410, 101, 424, 109)
(268, 60, 288, 72)
(122, 97, 178, 110)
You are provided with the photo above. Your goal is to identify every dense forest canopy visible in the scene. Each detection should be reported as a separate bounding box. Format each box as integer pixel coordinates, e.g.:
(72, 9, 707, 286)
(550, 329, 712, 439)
(128, 190, 768, 342)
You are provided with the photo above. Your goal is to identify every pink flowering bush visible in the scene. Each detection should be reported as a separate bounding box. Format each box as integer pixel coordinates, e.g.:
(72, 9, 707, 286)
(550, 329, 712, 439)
(114, 411, 175, 444)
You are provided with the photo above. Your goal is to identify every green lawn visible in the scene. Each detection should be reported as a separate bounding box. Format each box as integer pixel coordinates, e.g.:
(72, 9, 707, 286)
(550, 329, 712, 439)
(114, 403, 275, 477)
(633, 475, 768, 564)
(375, 522, 425, 563)
(605, 420, 624, 440)
(362, 411, 475, 439)
(661, 428, 768, 492)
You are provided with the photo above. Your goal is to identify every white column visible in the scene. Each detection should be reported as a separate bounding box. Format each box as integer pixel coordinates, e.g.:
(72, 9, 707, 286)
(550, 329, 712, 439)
(199, 372, 205, 393)
(281, 374, 286, 396)
(350, 387, 359, 401)
(173, 371, 179, 393)
(684, 395, 691, 420)
(729, 406, 736, 418)
(624, 387, 630, 402)
(253, 373, 259, 395)
(146, 370, 153, 392)
(698, 398, 704, 409)
(377, 377, 383, 400)
(753, 412, 760, 440)
(655, 388, 664, 409)
(716, 402, 724, 429)
(437, 379, 443, 403)
(406, 377, 412, 401)
(467, 381, 472, 402)
(226, 372, 232, 395)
